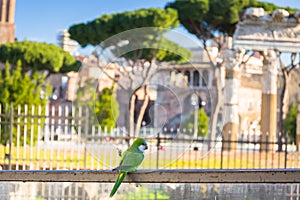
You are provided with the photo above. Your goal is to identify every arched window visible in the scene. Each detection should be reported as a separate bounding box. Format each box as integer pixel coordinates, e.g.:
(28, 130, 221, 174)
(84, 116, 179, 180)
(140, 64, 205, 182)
(184, 71, 190, 86)
(193, 70, 199, 87)
(202, 70, 209, 87)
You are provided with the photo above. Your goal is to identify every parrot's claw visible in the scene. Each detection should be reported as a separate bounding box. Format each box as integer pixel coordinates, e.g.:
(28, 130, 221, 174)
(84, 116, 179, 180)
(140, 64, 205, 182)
(112, 168, 119, 172)
(117, 148, 122, 157)
(135, 183, 142, 187)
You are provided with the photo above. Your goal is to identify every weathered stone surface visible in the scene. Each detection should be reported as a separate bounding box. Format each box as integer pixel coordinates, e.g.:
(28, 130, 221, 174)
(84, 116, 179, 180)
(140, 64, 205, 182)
(244, 7, 265, 21)
(272, 9, 290, 22)
(295, 11, 300, 22)
(234, 8, 300, 52)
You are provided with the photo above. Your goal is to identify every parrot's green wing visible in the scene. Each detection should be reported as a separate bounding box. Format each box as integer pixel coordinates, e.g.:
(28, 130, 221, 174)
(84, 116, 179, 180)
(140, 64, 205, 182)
(117, 149, 145, 172)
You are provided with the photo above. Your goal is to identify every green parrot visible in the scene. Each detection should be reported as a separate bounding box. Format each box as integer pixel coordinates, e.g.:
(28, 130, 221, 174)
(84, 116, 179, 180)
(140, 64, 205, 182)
(109, 138, 148, 198)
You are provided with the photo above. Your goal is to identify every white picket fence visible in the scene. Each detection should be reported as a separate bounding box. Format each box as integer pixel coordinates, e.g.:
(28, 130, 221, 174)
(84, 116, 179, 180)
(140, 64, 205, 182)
(1, 104, 300, 171)
(0, 103, 168, 170)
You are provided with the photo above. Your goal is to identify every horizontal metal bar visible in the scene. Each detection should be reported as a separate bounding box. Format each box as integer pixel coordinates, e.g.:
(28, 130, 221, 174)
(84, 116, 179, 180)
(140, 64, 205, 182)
(0, 169, 299, 183)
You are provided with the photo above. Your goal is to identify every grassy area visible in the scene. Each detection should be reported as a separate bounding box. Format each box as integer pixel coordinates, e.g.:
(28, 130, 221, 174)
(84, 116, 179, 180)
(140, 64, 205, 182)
(0, 145, 297, 170)
(0, 145, 110, 170)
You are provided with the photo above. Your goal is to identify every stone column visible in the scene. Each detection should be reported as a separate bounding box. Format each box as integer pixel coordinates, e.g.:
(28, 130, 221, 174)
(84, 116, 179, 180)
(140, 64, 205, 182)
(222, 49, 242, 150)
(1, 0, 7, 22)
(8, 0, 16, 23)
(296, 83, 300, 150)
(260, 50, 277, 151)
(189, 70, 194, 87)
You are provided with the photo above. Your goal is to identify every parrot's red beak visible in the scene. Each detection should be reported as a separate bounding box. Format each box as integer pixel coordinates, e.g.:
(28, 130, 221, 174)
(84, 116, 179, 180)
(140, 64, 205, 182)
(145, 145, 148, 150)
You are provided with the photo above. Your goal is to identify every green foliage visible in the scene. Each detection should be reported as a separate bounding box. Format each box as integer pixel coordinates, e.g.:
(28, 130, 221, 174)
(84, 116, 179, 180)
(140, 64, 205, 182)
(74, 79, 119, 130)
(72, 79, 96, 135)
(167, 0, 298, 37)
(121, 187, 169, 200)
(0, 61, 51, 105)
(69, 8, 179, 47)
(184, 108, 210, 136)
(283, 103, 297, 143)
(69, 8, 192, 63)
(0, 40, 81, 74)
(73, 79, 96, 108)
(166, 0, 237, 37)
(118, 37, 192, 63)
(95, 87, 119, 129)
(0, 61, 52, 145)
(248, 0, 298, 12)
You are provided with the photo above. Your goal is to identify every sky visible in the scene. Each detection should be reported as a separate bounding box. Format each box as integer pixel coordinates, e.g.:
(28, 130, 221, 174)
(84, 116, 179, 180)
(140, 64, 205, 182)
(15, 0, 300, 54)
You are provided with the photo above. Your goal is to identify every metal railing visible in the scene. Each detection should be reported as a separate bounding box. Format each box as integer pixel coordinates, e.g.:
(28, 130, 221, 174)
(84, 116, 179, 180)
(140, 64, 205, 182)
(1, 134, 299, 171)
(0, 104, 300, 171)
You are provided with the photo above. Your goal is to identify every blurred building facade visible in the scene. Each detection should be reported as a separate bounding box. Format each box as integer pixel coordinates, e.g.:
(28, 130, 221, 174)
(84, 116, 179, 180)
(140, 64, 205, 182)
(57, 30, 79, 56)
(114, 45, 264, 139)
(0, 0, 15, 44)
(52, 9, 300, 145)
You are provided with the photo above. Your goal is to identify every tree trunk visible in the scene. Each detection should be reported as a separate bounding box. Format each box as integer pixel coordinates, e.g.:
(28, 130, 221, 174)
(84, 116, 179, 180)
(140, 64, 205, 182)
(202, 38, 226, 151)
(129, 95, 136, 133)
(278, 71, 287, 134)
(209, 67, 223, 150)
(134, 85, 150, 137)
(278, 70, 289, 151)
(128, 94, 136, 146)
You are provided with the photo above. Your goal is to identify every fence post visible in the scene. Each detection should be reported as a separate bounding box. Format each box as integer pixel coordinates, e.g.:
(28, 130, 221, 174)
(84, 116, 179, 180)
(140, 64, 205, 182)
(284, 134, 288, 169)
(8, 104, 13, 170)
(277, 132, 283, 152)
(83, 142, 87, 170)
(220, 133, 224, 169)
(156, 132, 160, 170)
(84, 106, 89, 135)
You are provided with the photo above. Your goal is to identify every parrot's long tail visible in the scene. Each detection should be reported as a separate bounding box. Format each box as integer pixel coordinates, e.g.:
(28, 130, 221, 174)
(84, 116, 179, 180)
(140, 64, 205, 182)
(109, 172, 127, 198)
